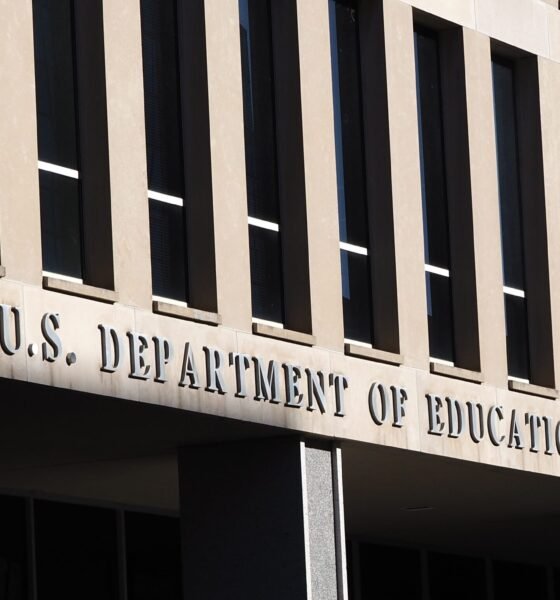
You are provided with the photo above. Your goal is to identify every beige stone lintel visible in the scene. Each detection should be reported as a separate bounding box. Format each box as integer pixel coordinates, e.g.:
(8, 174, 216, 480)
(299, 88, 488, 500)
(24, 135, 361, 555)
(252, 323, 315, 347)
(153, 301, 221, 327)
(508, 379, 558, 400)
(43, 277, 117, 304)
(345, 344, 402, 366)
(430, 362, 483, 384)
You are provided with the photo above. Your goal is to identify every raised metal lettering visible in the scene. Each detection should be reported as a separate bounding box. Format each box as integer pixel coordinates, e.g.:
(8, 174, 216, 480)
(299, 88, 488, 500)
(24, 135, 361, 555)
(41, 313, 61, 363)
(284, 363, 304, 408)
(179, 342, 200, 389)
(253, 358, 280, 404)
(329, 373, 348, 417)
(127, 332, 151, 380)
(230, 352, 251, 397)
(153, 336, 173, 383)
(98, 324, 122, 372)
(0, 305, 21, 356)
(305, 369, 326, 413)
(203, 347, 227, 394)
(488, 405, 505, 446)
(426, 394, 445, 436)
(369, 383, 389, 426)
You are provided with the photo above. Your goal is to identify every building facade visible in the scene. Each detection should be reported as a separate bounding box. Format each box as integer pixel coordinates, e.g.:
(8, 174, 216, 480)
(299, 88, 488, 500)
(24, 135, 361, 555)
(1, 0, 560, 597)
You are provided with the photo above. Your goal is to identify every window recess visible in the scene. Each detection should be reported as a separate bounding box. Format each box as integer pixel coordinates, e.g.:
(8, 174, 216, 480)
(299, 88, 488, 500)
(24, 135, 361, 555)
(329, 0, 399, 353)
(414, 22, 480, 372)
(33, 0, 114, 291)
(240, 0, 312, 335)
(141, 0, 216, 313)
(491, 52, 554, 388)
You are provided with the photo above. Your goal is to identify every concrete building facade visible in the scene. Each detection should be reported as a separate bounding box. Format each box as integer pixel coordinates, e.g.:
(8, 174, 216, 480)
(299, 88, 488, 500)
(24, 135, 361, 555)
(1, 0, 560, 597)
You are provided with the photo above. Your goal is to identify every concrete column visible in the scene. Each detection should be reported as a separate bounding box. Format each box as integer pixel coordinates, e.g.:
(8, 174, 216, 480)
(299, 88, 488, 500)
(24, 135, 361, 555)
(179, 438, 348, 600)
(0, 1, 42, 285)
(462, 29, 508, 388)
(382, 0, 429, 369)
(204, 0, 253, 331)
(295, 0, 345, 350)
(538, 56, 560, 391)
(103, 0, 153, 308)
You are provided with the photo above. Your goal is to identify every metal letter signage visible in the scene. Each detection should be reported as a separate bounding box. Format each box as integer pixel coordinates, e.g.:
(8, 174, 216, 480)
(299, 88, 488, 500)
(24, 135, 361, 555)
(2, 301, 560, 463)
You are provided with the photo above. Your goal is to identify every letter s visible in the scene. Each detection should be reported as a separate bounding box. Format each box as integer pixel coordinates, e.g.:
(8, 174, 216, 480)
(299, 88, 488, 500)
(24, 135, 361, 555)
(41, 313, 62, 363)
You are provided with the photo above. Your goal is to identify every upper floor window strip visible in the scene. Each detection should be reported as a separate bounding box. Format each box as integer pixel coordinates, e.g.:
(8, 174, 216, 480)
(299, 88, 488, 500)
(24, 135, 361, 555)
(141, 0, 188, 305)
(33, 0, 84, 283)
(414, 26, 455, 365)
(329, 0, 373, 346)
(240, 0, 285, 327)
(491, 56, 530, 383)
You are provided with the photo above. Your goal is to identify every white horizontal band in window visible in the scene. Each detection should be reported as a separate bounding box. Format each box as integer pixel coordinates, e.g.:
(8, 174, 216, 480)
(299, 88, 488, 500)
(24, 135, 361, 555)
(503, 286, 525, 298)
(508, 375, 530, 384)
(148, 190, 184, 207)
(339, 241, 368, 256)
(152, 295, 188, 308)
(38, 161, 79, 180)
(42, 271, 83, 285)
(248, 216, 280, 232)
(344, 338, 371, 348)
(430, 356, 455, 367)
(252, 316, 284, 329)
(425, 264, 450, 277)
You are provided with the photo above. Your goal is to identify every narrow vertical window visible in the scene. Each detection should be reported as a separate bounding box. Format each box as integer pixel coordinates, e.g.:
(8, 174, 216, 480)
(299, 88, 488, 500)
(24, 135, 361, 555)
(33, 0, 83, 282)
(329, 0, 373, 346)
(141, 0, 188, 304)
(33, 0, 113, 291)
(240, 0, 284, 326)
(492, 57, 530, 382)
(239, 0, 310, 335)
(141, 0, 216, 314)
(414, 28, 455, 365)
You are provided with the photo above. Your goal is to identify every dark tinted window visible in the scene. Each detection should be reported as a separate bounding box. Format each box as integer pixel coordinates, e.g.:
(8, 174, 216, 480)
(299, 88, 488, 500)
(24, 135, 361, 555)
(504, 293, 530, 380)
(426, 271, 454, 362)
(341, 249, 373, 344)
(492, 57, 531, 380)
(493, 561, 548, 600)
(249, 225, 284, 323)
(428, 552, 487, 600)
(359, 543, 423, 600)
(240, 0, 280, 224)
(149, 200, 187, 301)
(415, 28, 454, 362)
(33, 0, 84, 279)
(32, 0, 79, 170)
(240, 0, 284, 322)
(330, 0, 368, 248)
(330, 0, 373, 345)
(492, 59, 525, 291)
(140, 0, 184, 197)
(35, 501, 119, 600)
(141, 1, 188, 301)
(126, 512, 182, 600)
(39, 170, 83, 278)
(0, 496, 27, 600)
(415, 28, 450, 270)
